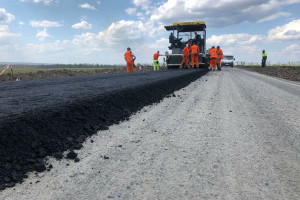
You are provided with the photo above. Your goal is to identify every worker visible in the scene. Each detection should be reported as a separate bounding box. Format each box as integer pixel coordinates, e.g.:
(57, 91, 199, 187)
(124, 47, 136, 73)
(209, 46, 218, 71)
(262, 50, 267, 68)
(153, 51, 164, 71)
(190, 42, 200, 68)
(216, 46, 224, 70)
(192, 32, 201, 45)
(180, 44, 190, 69)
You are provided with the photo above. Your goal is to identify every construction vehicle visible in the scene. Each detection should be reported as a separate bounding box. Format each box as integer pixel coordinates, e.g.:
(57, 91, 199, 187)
(164, 21, 209, 69)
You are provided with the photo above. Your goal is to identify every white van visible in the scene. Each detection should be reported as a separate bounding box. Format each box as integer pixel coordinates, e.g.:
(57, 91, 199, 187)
(221, 55, 235, 68)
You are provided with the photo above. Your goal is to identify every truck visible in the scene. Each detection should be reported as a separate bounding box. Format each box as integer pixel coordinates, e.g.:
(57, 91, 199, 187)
(164, 21, 209, 69)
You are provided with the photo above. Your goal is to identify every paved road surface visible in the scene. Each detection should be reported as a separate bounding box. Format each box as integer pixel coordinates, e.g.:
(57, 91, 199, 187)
(1, 68, 299, 199)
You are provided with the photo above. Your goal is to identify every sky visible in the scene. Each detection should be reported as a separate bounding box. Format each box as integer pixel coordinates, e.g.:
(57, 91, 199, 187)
(0, 0, 300, 65)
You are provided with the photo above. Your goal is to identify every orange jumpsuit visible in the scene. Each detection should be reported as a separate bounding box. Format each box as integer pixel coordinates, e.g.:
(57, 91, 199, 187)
(209, 48, 218, 70)
(124, 50, 136, 73)
(190, 45, 199, 67)
(216, 48, 224, 69)
(180, 47, 190, 68)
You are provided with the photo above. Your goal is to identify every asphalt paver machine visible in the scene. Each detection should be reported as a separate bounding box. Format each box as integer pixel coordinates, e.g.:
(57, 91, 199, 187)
(164, 21, 209, 69)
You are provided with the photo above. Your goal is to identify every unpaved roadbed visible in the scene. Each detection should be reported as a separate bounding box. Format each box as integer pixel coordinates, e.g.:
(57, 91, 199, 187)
(1, 68, 299, 199)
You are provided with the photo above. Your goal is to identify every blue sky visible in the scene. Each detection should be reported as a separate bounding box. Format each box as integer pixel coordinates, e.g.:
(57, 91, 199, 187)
(0, 0, 300, 64)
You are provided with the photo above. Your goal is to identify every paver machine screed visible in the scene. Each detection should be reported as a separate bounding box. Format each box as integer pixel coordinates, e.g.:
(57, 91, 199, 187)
(164, 21, 209, 69)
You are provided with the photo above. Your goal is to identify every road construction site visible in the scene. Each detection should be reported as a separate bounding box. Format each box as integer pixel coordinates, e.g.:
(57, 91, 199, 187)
(0, 68, 299, 199)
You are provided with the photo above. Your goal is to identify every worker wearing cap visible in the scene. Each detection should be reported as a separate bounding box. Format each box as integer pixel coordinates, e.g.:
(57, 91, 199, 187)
(209, 46, 218, 71)
(153, 51, 164, 71)
(124, 47, 136, 73)
(262, 50, 267, 68)
(216, 46, 224, 70)
(180, 44, 190, 69)
(190, 43, 200, 68)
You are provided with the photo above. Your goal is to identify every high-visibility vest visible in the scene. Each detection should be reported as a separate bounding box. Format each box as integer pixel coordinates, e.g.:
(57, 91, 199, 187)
(190, 45, 199, 54)
(217, 49, 224, 59)
(153, 53, 160, 60)
(182, 47, 189, 57)
(262, 52, 267, 58)
(209, 48, 218, 59)
(124, 50, 133, 62)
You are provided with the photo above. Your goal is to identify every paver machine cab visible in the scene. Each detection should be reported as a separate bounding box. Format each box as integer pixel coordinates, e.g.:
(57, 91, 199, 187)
(164, 21, 209, 69)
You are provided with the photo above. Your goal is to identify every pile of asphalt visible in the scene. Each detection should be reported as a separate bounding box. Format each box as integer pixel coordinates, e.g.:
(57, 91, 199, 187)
(0, 69, 208, 190)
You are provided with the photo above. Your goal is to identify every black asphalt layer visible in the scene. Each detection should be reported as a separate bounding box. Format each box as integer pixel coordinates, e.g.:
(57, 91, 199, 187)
(0, 69, 208, 190)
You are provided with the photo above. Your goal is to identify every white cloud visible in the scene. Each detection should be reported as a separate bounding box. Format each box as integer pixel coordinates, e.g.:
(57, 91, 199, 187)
(79, 3, 97, 10)
(149, 0, 300, 27)
(72, 21, 92, 29)
(0, 25, 21, 38)
(97, 20, 147, 45)
(207, 34, 264, 47)
(36, 28, 51, 41)
(258, 12, 291, 23)
(269, 44, 300, 63)
(19, 21, 25, 25)
(0, 8, 15, 23)
(133, 0, 150, 10)
(97, 1, 100, 5)
(29, 20, 63, 27)
(20, 0, 53, 5)
(125, 8, 137, 15)
(267, 20, 300, 41)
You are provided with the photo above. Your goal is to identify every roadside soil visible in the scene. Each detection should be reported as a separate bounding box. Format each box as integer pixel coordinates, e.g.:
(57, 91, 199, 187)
(237, 66, 300, 82)
(0, 66, 154, 82)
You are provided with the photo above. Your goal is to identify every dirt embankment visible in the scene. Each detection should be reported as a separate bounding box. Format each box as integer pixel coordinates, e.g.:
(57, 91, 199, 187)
(237, 66, 300, 82)
(0, 66, 154, 82)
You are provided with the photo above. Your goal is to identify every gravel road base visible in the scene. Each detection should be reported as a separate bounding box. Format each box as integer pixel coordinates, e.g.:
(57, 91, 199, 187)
(1, 68, 299, 199)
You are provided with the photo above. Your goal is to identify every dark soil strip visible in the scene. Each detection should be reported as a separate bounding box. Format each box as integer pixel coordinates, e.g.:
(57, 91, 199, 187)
(237, 66, 300, 82)
(0, 69, 207, 190)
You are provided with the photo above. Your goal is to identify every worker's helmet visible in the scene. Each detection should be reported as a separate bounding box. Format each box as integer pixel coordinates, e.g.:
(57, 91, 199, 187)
(157, 51, 160, 53)
(212, 46, 215, 48)
(217, 46, 220, 48)
(262, 50, 265, 53)
(127, 47, 131, 51)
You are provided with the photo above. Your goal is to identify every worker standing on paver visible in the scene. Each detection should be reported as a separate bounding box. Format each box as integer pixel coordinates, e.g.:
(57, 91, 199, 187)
(262, 50, 267, 68)
(190, 42, 200, 68)
(209, 46, 218, 71)
(216, 46, 224, 70)
(124, 47, 136, 73)
(180, 44, 190, 69)
(153, 51, 164, 71)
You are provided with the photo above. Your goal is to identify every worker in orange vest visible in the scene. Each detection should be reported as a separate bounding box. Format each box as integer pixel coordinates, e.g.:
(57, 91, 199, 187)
(153, 51, 164, 71)
(124, 47, 136, 73)
(180, 44, 190, 69)
(209, 46, 218, 71)
(190, 42, 200, 68)
(216, 46, 224, 70)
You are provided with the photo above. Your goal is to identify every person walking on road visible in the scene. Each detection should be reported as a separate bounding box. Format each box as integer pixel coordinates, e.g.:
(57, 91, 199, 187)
(262, 50, 267, 68)
(209, 46, 218, 71)
(190, 42, 200, 68)
(180, 44, 190, 69)
(124, 47, 136, 73)
(216, 46, 224, 70)
(153, 51, 164, 71)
